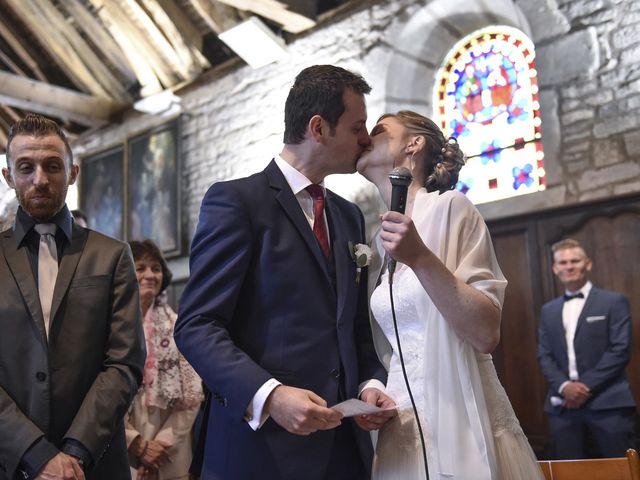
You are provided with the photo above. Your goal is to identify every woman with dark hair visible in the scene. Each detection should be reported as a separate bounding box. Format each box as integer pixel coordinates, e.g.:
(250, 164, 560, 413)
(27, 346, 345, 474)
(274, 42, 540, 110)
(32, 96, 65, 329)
(356, 111, 543, 479)
(126, 240, 203, 480)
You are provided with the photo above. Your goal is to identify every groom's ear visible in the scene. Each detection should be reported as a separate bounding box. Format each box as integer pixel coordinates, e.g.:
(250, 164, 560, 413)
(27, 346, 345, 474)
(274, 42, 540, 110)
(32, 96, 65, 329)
(309, 115, 324, 142)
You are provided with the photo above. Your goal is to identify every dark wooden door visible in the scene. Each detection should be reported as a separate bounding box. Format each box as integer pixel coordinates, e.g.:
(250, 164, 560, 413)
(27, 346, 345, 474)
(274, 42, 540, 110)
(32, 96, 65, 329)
(487, 193, 640, 458)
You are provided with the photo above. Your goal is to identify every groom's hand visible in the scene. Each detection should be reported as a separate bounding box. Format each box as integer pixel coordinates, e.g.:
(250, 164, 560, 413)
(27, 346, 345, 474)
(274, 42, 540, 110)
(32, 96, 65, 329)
(265, 385, 343, 435)
(354, 388, 397, 431)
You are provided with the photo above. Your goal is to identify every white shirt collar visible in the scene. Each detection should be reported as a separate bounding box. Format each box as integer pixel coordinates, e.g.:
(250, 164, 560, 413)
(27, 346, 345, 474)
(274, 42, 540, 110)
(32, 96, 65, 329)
(274, 154, 324, 196)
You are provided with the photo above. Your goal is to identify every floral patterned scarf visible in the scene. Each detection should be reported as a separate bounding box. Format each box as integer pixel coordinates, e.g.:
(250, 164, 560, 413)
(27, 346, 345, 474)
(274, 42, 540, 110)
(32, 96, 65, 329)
(142, 296, 203, 410)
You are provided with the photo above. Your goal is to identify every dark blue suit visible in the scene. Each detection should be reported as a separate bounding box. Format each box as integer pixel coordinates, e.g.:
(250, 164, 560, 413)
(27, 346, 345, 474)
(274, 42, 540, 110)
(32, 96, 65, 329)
(538, 286, 636, 458)
(175, 160, 386, 479)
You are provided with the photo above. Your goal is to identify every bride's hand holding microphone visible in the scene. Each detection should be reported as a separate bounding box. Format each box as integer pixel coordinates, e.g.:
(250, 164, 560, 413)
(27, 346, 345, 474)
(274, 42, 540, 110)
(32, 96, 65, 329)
(380, 211, 432, 270)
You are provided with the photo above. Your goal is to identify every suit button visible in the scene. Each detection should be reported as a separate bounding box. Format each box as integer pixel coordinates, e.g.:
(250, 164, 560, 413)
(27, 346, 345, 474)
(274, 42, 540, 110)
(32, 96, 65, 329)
(330, 368, 340, 379)
(35, 372, 47, 382)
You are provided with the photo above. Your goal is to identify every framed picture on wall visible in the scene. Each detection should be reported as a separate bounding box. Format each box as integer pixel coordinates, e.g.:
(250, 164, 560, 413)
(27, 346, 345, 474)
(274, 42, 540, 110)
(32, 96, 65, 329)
(127, 119, 181, 256)
(80, 146, 124, 240)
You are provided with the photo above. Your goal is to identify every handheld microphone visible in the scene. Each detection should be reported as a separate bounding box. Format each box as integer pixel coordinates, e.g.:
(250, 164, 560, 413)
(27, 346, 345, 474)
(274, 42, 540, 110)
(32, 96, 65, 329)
(387, 167, 412, 282)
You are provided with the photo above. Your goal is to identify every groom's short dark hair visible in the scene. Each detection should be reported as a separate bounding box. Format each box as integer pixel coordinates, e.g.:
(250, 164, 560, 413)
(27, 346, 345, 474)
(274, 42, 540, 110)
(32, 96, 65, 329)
(283, 65, 371, 145)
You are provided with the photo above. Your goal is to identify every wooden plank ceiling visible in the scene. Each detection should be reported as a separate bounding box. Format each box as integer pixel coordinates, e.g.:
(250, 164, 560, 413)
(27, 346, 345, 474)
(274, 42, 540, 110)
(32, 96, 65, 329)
(0, 0, 351, 150)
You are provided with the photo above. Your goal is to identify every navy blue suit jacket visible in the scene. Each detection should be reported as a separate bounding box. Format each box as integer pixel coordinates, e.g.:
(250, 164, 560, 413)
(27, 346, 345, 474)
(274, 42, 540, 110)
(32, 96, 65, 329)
(538, 286, 635, 413)
(175, 160, 386, 479)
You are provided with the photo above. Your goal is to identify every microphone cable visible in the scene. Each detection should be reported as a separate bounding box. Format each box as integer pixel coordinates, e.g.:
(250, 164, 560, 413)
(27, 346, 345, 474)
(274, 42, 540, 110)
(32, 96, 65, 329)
(388, 273, 429, 480)
(385, 166, 428, 479)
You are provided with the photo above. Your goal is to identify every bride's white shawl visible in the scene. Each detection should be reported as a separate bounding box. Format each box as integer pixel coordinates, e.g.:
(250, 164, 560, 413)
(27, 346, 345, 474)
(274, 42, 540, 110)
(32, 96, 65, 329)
(369, 188, 507, 479)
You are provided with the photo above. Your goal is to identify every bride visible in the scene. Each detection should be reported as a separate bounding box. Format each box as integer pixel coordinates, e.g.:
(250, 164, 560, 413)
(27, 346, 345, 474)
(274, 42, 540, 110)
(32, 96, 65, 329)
(355, 110, 543, 480)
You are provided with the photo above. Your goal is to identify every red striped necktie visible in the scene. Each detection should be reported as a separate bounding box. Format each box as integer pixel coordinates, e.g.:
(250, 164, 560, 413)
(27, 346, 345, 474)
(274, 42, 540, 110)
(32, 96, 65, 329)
(306, 184, 330, 258)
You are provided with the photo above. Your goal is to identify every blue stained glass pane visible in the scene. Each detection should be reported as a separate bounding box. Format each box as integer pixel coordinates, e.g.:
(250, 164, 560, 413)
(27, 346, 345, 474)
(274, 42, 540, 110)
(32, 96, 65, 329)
(512, 163, 534, 190)
(433, 27, 546, 204)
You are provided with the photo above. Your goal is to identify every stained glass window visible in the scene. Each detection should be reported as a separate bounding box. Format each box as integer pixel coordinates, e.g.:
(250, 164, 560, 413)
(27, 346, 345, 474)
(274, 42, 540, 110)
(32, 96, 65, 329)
(433, 26, 545, 204)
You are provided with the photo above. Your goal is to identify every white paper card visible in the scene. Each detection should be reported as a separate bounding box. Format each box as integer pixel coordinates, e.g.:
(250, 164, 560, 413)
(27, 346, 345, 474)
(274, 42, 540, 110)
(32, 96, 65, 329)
(331, 398, 396, 417)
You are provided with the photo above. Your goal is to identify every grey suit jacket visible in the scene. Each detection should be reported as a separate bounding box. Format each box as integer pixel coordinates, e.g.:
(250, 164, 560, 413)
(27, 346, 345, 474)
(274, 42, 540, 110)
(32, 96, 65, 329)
(0, 223, 145, 479)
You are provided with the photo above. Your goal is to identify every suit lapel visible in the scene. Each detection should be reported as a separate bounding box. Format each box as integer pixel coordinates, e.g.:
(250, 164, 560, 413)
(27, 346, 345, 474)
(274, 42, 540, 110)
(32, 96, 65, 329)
(550, 298, 568, 356)
(49, 224, 88, 329)
(1, 230, 48, 344)
(265, 160, 331, 282)
(574, 288, 597, 338)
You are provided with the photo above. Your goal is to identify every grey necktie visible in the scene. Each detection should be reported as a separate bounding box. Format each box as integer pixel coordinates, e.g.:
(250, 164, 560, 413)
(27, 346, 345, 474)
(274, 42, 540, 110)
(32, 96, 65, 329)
(34, 223, 58, 337)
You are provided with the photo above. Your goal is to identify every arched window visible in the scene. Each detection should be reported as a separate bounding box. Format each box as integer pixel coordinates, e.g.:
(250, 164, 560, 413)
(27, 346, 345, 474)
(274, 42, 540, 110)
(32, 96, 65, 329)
(433, 26, 545, 204)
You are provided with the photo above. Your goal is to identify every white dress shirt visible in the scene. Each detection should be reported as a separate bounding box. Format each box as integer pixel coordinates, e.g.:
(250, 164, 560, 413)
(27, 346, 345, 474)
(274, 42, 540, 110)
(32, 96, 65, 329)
(274, 155, 331, 240)
(559, 281, 592, 395)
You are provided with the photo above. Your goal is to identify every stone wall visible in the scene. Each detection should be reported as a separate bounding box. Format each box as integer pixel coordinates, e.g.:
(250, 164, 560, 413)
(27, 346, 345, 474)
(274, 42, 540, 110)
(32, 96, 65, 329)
(514, 0, 640, 209)
(63, 0, 639, 269)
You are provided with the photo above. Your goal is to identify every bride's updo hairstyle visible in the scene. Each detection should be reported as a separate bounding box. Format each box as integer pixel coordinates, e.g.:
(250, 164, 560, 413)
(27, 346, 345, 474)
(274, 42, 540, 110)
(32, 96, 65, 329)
(381, 110, 466, 193)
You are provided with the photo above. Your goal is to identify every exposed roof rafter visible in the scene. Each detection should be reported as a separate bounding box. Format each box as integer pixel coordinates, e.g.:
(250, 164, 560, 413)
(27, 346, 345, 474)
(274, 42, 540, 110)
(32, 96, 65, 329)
(0, 70, 126, 127)
(217, 0, 316, 33)
(0, 0, 355, 150)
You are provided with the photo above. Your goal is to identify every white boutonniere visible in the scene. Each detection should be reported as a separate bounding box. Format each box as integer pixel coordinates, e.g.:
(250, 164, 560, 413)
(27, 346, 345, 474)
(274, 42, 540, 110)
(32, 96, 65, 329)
(348, 241, 372, 284)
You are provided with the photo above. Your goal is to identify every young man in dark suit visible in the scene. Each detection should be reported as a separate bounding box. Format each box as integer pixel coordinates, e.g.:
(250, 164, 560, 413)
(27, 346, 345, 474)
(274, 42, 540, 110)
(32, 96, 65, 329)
(175, 65, 395, 480)
(538, 238, 636, 459)
(0, 114, 145, 479)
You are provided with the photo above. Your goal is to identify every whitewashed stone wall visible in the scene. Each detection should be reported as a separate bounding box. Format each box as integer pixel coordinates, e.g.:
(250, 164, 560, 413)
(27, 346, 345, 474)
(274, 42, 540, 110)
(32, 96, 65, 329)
(517, 0, 640, 208)
(62, 0, 640, 268)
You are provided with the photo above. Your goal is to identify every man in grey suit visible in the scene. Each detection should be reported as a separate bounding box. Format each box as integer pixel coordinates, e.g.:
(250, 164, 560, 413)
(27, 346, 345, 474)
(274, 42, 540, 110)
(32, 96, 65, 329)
(538, 238, 636, 459)
(0, 114, 145, 479)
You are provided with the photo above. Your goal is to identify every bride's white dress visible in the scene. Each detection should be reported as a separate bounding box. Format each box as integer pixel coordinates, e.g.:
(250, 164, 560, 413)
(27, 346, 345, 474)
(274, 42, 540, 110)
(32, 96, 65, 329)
(369, 189, 543, 480)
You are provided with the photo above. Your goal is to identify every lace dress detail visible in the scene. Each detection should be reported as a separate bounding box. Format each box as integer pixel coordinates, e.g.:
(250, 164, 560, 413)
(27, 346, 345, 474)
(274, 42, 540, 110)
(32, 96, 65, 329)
(477, 354, 525, 436)
(371, 269, 429, 478)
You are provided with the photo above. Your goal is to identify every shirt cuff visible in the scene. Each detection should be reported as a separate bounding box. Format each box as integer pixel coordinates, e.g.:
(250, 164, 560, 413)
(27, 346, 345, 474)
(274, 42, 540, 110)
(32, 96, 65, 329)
(358, 379, 386, 396)
(62, 438, 93, 471)
(559, 380, 571, 396)
(245, 378, 281, 431)
(19, 436, 59, 479)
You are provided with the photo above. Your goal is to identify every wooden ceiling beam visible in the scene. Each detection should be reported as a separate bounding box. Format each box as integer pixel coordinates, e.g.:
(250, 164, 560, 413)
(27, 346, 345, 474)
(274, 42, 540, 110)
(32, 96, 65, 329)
(4, 0, 101, 95)
(154, 0, 205, 50)
(0, 70, 125, 127)
(0, 49, 28, 77)
(0, 17, 47, 82)
(58, 0, 138, 86)
(216, 0, 315, 34)
(3, 0, 129, 101)
(31, 0, 133, 101)
(90, 0, 178, 89)
(86, 0, 163, 96)
(0, 104, 20, 149)
(0, 125, 8, 148)
(186, 0, 227, 34)
(140, 0, 209, 74)
(120, 0, 194, 80)
(0, 104, 20, 123)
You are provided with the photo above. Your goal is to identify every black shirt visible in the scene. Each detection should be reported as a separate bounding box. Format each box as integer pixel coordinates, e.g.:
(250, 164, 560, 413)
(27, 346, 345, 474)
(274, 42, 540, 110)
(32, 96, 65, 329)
(14, 205, 73, 281)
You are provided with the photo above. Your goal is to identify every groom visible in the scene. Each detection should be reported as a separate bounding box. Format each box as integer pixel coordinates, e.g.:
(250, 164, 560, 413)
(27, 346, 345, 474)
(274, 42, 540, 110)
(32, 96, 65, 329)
(175, 65, 393, 479)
